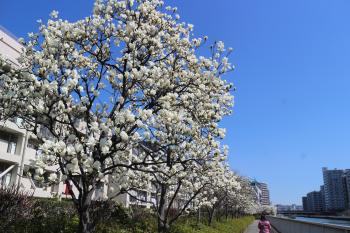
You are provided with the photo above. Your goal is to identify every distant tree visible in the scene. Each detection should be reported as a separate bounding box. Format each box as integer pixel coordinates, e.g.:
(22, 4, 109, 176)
(227, 176, 259, 217)
(145, 146, 227, 232)
(196, 167, 241, 225)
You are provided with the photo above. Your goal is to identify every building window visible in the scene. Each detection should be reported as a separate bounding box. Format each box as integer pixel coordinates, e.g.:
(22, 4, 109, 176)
(0, 164, 12, 187)
(1, 173, 11, 187)
(0, 131, 17, 155)
(27, 138, 42, 159)
(137, 190, 147, 202)
(27, 138, 39, 150)
(129, 190, 148, 203)
(151, 193, 156, 199)
(130, 194, 137, 203)
(151, 193, 157, 205)
(7, 140, 17, 154)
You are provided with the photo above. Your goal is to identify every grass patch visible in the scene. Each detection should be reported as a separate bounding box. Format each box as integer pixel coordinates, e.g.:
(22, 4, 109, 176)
(170, 216, 254, 233)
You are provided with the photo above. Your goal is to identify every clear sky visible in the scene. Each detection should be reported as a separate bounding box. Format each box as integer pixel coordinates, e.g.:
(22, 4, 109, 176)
(2, 0, 350, 205)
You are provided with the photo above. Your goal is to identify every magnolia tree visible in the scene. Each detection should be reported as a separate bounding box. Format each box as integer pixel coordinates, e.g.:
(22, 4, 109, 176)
(257, 205, 277, 216)
(194, 171, 260, 223)
(120, 140, 231, 232)
(223, 176, 259, 217)
(151, 147, 228, 232)
(196, 167, 241, 225)
(0, 0, 234, 232)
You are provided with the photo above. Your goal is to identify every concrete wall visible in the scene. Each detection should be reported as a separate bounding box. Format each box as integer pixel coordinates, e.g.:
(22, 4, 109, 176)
(0, 26, 22, 65)
(267, 216, 350, 233)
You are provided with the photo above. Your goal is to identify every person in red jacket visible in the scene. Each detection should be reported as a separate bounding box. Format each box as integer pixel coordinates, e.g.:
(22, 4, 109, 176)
(258, 214, 271, 233)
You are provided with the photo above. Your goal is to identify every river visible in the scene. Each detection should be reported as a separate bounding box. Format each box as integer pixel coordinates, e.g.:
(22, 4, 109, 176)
(294, 216, 350, 227)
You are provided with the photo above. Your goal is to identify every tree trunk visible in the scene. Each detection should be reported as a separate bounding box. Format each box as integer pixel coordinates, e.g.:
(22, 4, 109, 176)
(157, 184, 168, 233)
(158, 222, 169, 233)
(196, 208, 201, 224)
(77, 191, 94, 233)
(78, 207, 93, 233)
(157, 215, 169, 233)
(208, 208, 215, 226)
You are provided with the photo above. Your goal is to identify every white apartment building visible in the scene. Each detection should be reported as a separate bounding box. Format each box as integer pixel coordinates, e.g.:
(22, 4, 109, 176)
(109, 187, 156, 209)
(251, 180, 271, 206)
(0, 26, 64, 197)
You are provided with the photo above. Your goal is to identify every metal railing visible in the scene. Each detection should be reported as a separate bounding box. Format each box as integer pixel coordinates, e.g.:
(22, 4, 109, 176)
(0, 164, 15, 179)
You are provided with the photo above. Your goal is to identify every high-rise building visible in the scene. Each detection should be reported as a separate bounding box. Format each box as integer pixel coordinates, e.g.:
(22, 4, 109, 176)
(302, 189, 324, 212)
(320, 185, 326, 210)
(306, 191, 323, 212)
(251, 181, 270, 206)
(343, 169, 350, 209)
(322, 167, 348, 211)
(259, 182, 271, 205)
(302, 196, 308, 211)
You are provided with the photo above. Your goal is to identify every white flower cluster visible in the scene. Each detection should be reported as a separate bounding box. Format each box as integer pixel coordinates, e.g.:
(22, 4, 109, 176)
(0, 0, 242, 228)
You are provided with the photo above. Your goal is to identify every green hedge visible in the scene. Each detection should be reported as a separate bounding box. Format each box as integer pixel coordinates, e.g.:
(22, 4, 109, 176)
(5, 198, 78, 233)
(1, 193, 253, 233)
(95, 207, 157, 233)
(170, 216, 254, 233)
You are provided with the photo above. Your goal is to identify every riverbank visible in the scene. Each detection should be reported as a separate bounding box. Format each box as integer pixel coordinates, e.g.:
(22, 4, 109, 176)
(294, 216, 350, 227)
(296, 215, 350, 221)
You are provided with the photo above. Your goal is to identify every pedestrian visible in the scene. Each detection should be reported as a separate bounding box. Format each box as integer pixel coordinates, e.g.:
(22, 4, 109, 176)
(258, 214, 271, 233)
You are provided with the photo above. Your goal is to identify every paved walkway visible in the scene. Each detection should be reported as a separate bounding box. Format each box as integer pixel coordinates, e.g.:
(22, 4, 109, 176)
(244, 220, 279, 233)
(244, 220, 259, 233)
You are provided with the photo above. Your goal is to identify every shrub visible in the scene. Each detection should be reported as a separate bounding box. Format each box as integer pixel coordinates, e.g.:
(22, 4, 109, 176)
(93, 202, 128, 233)
(0, 189, 152, 233)
(128, 208, 157, 233)
(95, 206, 157, 233)
(1, 189, 253, 233)
(2, 196, 77, 233)
(0, 186, 34, 232)
(28, 198, 77, 233)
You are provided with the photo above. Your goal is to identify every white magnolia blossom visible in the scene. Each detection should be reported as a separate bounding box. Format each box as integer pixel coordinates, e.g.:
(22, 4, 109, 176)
(48, 172, 58, 182)
(227, 176, 261, 216)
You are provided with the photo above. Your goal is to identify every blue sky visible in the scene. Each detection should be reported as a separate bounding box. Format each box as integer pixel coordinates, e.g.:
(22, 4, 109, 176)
(2, 0, 350, 205)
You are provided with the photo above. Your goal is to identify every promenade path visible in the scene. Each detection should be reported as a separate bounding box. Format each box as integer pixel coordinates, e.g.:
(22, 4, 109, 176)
(244, 220, 259, 233)
(245, 220, 280, 233)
